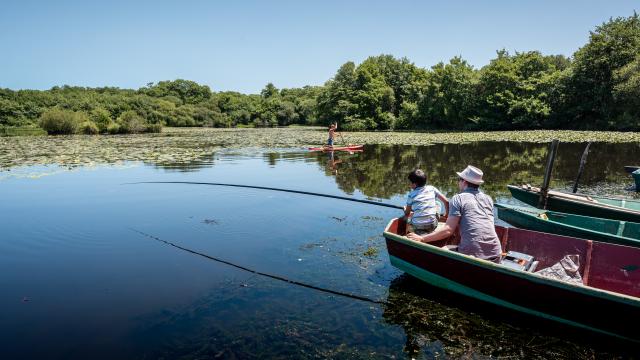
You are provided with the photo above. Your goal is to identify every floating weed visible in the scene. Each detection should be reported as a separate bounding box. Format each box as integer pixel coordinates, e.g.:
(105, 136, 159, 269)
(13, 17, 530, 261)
(3, 127, 640, 172)
(363, 247, 379, 257)
(361, 215, 384, 221)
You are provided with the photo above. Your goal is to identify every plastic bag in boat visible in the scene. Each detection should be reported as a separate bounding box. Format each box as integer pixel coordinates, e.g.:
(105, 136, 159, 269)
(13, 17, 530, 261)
(535, 254, 583, 285)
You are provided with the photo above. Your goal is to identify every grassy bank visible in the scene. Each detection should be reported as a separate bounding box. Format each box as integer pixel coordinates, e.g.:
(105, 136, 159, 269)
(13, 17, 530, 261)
(0, 126, 47, 137)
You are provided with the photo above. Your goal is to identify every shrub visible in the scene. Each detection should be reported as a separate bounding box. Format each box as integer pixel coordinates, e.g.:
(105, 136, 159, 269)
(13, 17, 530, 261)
(117, 110, 147, 134)
(106, 122, 120, 134)
(341, 117, 373, 131)
(79, 121, 99, 135)
(146, 123, 163, 133)
(90, 108, 113, 133)
(39, 108, 88, 135)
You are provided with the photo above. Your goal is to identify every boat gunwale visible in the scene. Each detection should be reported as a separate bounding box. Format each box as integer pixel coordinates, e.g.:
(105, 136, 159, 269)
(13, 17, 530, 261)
(507, 185, 640, 215)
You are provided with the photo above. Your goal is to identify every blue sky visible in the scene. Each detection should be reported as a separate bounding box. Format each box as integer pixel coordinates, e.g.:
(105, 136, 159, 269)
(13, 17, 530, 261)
(0, 0, 637, 94)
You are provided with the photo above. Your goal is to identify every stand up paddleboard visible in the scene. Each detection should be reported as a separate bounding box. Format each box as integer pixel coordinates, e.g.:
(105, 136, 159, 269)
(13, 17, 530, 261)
(308, 145, 364, 152)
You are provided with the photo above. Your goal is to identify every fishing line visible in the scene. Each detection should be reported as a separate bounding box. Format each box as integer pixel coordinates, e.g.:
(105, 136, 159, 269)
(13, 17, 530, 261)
(130, 228, 385, 305)
(123, 181, 404, 210)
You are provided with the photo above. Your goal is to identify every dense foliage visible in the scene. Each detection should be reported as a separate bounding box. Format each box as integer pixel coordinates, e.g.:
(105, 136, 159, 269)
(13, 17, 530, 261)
(1, 13, 639, 134)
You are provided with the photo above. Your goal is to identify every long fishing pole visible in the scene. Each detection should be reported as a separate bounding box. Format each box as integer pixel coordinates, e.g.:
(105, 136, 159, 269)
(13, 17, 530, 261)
(124, 181, 403, 210)
(130, 228, 385, 304)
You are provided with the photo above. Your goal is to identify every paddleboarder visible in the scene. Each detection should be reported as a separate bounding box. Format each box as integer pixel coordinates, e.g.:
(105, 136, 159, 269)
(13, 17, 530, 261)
(326, 122, 341, 149)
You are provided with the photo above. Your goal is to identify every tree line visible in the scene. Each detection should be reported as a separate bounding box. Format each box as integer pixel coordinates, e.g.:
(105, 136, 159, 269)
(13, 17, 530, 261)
(1, 13, 639, 134)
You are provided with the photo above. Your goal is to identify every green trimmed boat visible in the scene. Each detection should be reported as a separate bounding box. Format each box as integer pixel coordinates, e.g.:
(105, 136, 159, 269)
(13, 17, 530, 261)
(383, 218, 640, 342)
(496, 203, 640, 247)
(508, 184, 640, 222)
(633, 170, 640, 191)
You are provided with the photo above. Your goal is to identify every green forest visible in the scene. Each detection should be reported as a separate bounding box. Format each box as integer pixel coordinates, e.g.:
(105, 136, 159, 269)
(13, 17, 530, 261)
(1, 13, 639, 135)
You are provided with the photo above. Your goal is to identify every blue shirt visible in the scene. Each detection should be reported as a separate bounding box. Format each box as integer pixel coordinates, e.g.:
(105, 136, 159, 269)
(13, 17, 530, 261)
(406, 185, 439, 225)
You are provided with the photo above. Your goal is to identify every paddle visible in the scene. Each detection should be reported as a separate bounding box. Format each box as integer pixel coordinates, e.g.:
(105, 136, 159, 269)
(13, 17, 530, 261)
(334, 122, 348, 146)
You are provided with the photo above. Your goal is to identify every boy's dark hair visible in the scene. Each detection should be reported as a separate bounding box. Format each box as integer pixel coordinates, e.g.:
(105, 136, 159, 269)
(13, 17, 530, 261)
(408, 169, 427, 187)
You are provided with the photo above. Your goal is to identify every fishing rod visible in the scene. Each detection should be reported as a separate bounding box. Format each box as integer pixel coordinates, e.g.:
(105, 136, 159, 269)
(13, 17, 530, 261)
(130, 228, 385, 305)
(124, 181, 402, 303)
(124, 181, 404, 210)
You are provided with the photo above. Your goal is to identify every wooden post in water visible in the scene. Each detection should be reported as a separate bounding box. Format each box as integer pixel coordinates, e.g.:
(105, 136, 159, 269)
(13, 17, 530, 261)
(572, 142, 592, 193)
(538, 140, 560, 209)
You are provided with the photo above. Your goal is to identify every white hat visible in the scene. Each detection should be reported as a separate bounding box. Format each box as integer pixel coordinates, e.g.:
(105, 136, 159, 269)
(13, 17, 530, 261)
(456, 165, 484, 185)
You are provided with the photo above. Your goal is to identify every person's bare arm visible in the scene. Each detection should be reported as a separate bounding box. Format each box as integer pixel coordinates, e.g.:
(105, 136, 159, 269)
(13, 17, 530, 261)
(407, 215, 460, 243)
(403, 205, 412, 218)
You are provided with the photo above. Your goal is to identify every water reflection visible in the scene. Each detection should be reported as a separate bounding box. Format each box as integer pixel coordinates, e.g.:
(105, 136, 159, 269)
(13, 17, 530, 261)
(146, 155, 216, 172)
(326, 151, 342, 175)
(142, 142, 640, 200)
(305, 142, 640, 200)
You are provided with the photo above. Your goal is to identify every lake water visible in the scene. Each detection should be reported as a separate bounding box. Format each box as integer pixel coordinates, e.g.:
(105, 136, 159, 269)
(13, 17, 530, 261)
(1, 142, 638, 359)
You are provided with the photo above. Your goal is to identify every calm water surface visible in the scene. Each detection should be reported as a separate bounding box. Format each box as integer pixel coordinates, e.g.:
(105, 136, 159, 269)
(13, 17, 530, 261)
(1, 142, 639, 359)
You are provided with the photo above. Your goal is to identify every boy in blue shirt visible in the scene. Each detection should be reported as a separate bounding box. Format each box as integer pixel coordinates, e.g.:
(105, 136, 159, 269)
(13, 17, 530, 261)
(404, 169, 442, 235)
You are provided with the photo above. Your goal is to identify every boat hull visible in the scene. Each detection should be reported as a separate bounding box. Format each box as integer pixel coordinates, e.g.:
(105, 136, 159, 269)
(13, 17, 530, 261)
(384, 219, 640, 342)
(508, 185, 640, 222)
(625, 166, 640, 174)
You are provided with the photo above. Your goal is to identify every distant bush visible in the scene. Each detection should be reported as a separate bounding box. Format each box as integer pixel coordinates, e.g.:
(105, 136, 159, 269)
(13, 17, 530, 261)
(39, 108, 88, 135)
(146, 123, 162, 133)
(117, 110, 147, 134)
(79, 121, 99, 135)
(106, 122, 120, 134)
(89, 108, 113, 133)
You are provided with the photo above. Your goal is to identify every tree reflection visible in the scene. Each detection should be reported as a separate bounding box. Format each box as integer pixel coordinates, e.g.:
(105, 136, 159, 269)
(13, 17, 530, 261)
(146, 142, 640, 199)
(314, 142, 640, 199)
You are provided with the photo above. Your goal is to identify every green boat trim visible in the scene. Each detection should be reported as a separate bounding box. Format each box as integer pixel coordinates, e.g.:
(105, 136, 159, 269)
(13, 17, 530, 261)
(496, 203, 640, 247)
(508, 184, 640, 222)
(510, 184, 640, 211)
(389, 255, 637, 342)
(383, 226, 640, 305)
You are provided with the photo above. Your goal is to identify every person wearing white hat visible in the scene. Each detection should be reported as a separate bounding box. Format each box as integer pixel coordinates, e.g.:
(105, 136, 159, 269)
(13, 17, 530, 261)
(407, 165, 502, 263)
